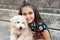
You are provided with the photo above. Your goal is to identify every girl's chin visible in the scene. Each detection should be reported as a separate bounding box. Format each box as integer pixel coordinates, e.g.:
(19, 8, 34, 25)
(27, 22, 32, 24)
(27, 21, 34, 24)
(27, 21, 32, 24)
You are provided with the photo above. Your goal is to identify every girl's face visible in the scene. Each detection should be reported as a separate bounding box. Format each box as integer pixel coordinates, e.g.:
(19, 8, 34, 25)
(21, 6, 35, 24)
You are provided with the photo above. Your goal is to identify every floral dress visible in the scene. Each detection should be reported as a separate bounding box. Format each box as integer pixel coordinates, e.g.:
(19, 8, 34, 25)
(28, 22, 47, 39)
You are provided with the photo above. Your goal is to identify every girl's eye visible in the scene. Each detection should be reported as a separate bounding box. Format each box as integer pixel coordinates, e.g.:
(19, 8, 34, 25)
(17, 21, 19, 23)
(29, 12, 33, 15)
(22, 13, 27, 15)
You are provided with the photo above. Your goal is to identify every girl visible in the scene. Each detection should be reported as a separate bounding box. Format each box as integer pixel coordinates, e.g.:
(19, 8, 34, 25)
(18, 1, 50, 40)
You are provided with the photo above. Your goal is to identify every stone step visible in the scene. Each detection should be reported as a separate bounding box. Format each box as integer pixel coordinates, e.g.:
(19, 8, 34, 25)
(0, 0, 60, 9)
(0, 8, 60, 30)
(0, 8, 60, 40)
(0, 4, 20, 10)
(0, 8, 18, 21)
(40, 13, 60, 30)
(38, 8, 60, 14)
(0, 21, 60, 40)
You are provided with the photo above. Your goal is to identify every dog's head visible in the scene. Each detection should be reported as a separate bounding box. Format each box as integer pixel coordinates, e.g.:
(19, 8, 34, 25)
(10, 15, 28, 32)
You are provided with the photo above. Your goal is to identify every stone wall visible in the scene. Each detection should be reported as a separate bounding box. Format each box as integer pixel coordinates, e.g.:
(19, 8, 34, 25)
(0, 8, 60, 40)
(0, 0, 60, 10)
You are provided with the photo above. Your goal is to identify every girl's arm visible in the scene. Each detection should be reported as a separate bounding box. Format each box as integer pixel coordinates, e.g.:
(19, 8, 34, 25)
(42, 29, 51, 40)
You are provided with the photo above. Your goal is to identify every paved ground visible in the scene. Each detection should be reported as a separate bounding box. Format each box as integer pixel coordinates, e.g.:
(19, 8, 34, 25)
(0, 21, 10, 40)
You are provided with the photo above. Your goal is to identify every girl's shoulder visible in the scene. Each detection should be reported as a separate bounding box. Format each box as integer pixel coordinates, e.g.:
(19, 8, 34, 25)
(38, 23, 47, 29)
(38, 22, 47, 33)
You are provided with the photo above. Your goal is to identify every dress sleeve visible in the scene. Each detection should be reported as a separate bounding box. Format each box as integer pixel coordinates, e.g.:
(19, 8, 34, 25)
(38, 23, 47, 33)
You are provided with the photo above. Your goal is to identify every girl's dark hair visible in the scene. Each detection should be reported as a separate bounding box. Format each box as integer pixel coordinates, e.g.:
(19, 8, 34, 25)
(18, 1, 51, 36)
(19, 1, 43, 23)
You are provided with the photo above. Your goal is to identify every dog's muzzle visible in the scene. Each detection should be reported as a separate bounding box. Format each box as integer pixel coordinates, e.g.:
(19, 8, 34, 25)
(18, 27, 22, 32)
(19, 27, 22, 29)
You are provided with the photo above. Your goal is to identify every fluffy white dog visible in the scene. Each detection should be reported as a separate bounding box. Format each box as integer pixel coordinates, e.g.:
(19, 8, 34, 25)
(10, 15, 33, 40)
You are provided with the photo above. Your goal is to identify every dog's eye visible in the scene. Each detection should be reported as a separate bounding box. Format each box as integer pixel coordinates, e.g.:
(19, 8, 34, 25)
(17, 22, 19, 23)
(22, 22, 25, 24)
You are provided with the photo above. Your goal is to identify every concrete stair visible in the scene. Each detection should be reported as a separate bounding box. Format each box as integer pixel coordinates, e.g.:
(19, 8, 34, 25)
(0, 8, 60, 40)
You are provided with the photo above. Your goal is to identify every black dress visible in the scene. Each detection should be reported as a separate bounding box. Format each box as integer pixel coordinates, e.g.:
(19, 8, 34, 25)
(28, 22, 47, 39)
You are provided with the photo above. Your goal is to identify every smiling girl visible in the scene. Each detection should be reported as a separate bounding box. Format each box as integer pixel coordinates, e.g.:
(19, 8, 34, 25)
(18, 1, 50, 40)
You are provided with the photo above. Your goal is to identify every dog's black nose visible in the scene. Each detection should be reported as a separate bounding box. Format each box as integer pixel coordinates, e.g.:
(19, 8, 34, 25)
(19, 27, 22, 29)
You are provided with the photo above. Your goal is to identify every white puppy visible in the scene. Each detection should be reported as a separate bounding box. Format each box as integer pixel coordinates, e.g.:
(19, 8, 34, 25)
(10, 15, 33, 40)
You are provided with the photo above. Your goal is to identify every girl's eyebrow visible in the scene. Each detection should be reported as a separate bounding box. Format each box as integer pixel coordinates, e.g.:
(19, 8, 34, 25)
(29, 12, 33, 14)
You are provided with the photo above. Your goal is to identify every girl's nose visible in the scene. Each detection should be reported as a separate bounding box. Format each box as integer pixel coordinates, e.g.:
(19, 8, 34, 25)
(26, 14, 30, 18)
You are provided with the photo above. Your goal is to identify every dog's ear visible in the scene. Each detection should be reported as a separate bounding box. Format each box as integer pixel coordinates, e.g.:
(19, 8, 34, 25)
(10, 17, 15, 28)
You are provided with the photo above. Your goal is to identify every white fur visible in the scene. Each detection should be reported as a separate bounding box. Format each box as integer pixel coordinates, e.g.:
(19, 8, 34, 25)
(10, 15, 33, 40)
